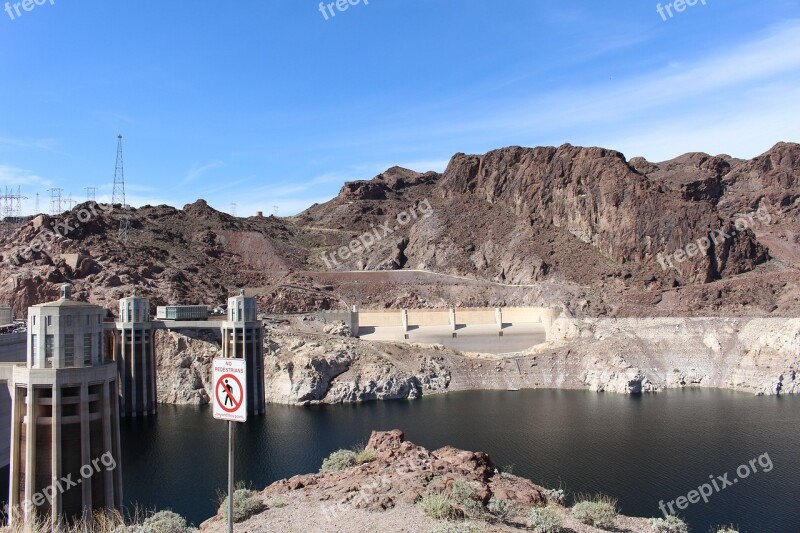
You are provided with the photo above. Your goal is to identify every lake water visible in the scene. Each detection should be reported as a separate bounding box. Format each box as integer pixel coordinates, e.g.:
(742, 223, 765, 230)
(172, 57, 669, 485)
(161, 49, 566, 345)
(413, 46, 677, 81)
(115, 389, 798, 532)
(1, 389, 797, 531)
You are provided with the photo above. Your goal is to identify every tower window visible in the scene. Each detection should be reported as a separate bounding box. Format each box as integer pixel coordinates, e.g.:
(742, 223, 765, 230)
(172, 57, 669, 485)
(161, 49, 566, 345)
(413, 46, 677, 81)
(45, 335, 54, 368)
(64, 334, 74, 366)
(83, 334, 92, 366)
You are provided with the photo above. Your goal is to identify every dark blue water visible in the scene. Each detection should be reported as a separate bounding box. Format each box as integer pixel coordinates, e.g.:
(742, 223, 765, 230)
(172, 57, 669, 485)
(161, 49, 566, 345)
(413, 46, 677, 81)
(117, 389, 799, 532)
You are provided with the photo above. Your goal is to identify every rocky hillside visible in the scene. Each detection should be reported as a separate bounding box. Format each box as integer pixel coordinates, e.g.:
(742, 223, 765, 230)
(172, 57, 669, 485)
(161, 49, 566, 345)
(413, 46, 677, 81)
(0, 142, 797, 318)
(200, 430, 664, 532)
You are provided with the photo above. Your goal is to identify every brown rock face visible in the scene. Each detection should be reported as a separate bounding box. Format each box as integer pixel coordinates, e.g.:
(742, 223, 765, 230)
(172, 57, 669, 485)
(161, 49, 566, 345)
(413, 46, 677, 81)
(437, 144, 769, 282)
(263, 430, 546, 510)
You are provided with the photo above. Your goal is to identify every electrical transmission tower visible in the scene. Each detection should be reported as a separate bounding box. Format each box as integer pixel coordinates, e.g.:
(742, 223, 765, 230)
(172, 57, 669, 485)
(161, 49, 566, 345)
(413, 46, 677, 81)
(273, 205, 279, 217)
(1, 186, 27, 223)
(48, 188, 64, 215)
(35, 192, 39, 214)
(230, 203, 237, 217)
(86, 187, 96, 202)
(112, 135, 131, 243)
(64, 193, 77, 210)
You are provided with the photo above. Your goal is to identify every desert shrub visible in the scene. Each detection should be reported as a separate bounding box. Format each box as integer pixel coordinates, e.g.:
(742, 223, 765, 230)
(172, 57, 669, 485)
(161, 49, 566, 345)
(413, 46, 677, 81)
(219, 488, 265, 523)
(428, 522, 481, 533)
(711, 527, 739, 533)
(543, 488, 565, 505)
(320, 449, 358, 473)
(460, 498, 485, 517)
(142, 510, 191, 533)
(355, 448, 376, 464)
(419, 493, 460, 520)
(449, 480, 478, 504)
(571, 495, 617, 529)
(269, 497, 286, 509)
(527, 506, 564, 533)
(649, 515, 689, 533)
(486, 496, 516, 519)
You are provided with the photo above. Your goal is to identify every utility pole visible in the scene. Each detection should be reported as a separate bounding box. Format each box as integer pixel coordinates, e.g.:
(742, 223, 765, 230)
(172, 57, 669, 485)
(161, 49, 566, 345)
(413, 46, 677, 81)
(35, 192, 39, 214)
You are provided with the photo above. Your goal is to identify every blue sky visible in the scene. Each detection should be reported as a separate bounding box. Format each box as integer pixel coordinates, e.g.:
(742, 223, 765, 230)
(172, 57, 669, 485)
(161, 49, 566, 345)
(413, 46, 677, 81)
(1, 0, 799, 216)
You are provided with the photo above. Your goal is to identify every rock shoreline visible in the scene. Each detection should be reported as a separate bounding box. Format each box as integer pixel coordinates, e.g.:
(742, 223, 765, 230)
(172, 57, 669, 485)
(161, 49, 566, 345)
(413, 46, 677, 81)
(155, 317, 799, 406)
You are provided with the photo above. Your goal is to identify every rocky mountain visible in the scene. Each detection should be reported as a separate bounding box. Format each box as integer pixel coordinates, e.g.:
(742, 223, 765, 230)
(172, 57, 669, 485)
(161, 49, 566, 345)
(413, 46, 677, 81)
(0, 142, 797, 318)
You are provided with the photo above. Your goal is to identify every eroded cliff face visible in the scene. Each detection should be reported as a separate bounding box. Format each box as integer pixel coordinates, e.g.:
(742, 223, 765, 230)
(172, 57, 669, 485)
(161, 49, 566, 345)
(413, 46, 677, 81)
(437, 145, 771, 283)
(530, 317, 800, 395)
(263, 332, 452, 405)
(152, 317, 799, 407)
(154, 329, 218, 405)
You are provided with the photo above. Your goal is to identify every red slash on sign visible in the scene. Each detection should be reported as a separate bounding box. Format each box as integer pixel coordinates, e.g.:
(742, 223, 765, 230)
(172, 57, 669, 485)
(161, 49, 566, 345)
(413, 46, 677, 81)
(216, 373, 244, 413)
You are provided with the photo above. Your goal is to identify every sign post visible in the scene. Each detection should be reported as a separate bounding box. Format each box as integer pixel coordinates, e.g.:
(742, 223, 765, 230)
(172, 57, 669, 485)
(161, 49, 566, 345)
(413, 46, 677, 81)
(213, 358, 248, 533)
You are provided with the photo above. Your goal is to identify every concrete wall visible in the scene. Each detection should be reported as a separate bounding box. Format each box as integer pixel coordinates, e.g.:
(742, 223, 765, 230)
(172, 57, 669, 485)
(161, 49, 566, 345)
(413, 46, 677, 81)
(359, 310, 404, 327)
(407, 310, 450, 326)
(455, 308, 497, 325)
(0, 333, 26, 363)
(356, 307, 560, 329)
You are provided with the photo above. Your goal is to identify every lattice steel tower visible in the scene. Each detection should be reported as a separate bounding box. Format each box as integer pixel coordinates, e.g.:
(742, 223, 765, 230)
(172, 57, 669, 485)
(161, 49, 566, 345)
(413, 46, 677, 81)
(112, 135, 131, 243)
(48, 188, 63, 215)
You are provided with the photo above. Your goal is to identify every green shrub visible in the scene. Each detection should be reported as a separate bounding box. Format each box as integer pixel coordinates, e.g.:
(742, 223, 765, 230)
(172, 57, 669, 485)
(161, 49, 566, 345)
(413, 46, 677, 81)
(418, 493, 460, 520)
(355, 448, 376, 464)
(527, 506, 564, 533)
(460, 498, 485, 518)
(320, 449, 358, 473)
(449, 480, 478, 504)
(571, 496, 617, 529)
(649, 515, 688, 533)
(219, 488, 265, 523)
(142, 510, 191, 533)
(427, 522, 480, 533)
(486, 496, 516, 519)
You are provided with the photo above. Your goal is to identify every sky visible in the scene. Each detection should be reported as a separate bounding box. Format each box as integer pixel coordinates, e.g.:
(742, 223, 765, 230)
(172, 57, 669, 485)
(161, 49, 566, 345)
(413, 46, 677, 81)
(1, 0, 799, 217)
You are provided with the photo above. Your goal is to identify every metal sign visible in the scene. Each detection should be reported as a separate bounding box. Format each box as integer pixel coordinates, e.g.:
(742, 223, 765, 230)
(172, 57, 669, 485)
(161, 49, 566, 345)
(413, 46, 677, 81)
(213, 358, 247, 422)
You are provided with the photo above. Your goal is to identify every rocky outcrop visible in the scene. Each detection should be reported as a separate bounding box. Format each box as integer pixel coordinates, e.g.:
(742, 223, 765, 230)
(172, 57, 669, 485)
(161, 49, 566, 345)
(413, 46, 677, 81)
(200, 430, 656, 532)
(264, 332, 452, 405)
(438, 144, 771, 283)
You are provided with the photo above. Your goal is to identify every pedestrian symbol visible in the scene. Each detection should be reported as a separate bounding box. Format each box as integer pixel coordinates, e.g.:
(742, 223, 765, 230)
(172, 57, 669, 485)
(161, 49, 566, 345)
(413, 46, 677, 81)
(212, 358, 247, 422)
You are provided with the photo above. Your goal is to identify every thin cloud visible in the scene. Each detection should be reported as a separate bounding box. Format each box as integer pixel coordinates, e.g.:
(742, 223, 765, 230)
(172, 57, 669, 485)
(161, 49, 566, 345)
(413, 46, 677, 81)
(181, 160, 224, 185)
(0, 165, 52, 187)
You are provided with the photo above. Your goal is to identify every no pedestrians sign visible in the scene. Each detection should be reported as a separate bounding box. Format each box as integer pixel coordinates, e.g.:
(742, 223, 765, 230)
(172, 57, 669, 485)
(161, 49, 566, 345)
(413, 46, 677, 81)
(213, 358, 247, 422)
